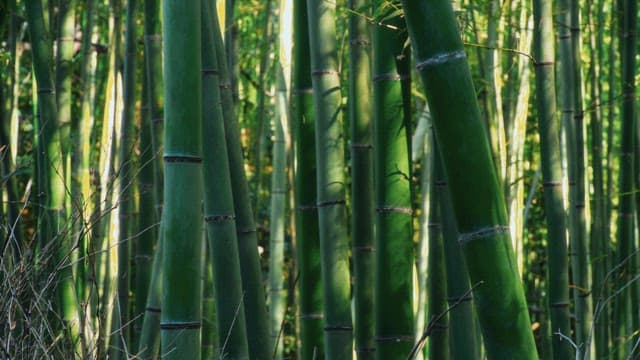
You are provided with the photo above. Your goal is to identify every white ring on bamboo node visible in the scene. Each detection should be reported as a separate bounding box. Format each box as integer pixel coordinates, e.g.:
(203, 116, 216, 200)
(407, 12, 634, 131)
(458, 225, 509, 245)
(416, 50, 466, 70)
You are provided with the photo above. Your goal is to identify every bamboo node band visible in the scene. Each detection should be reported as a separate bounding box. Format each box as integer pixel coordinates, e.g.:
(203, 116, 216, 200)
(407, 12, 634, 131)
(376, 206, 413, 215)
(353, 246, 375, 253)
(416, 50, 466, 70)
(543, 181, 562, 188)
(372, 73, 408, 82)
(297, 204, 318, 211)
(351, 143, 373, 150)
(219, 82, 232, 90)
(300, 313, 323, 319)
(324, 325, 353, 332)
(311, 69, 340, 76)
(356, 347, 376, 353)
(458, 226, 510, 244)
(160, 322, 201, 330)
(350, 37, 370, 46)
(237, 227, 257, 234)
(317, 199, 346, 207)
(375, 335, 414, 343)
(534, 61, 554, 67)
(550, 302, 570, 308)
(205, 214, 236, 223)
(37, 88, 55, 95)
(164, 155, 202, 163)
(152, 117, 163, 124)
(144, 34, 162, 41)
(146, 307, 161, 313)
(202, 68, 220, 76)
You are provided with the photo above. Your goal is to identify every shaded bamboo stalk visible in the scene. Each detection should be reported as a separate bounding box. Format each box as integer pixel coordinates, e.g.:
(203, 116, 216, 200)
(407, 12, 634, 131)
(292, 0, 324, 357)
(348, 0, 375, 356)
(306, 0, 354, 357)
(531, 0, 572, 355)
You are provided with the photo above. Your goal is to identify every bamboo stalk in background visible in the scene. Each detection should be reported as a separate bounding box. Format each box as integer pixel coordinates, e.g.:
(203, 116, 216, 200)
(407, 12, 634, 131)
(292, 0, 324, 357)
(201, 1, 250, 357)
(531, 0, 572, 355)
(306, 0, 353, 357)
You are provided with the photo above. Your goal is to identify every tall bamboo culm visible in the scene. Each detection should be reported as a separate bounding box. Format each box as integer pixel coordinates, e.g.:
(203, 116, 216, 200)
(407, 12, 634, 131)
(531, 0, 572, 356)
(348, 0, 375, 356)
(293, 0, 324, 357)
(400, 0, 538, 357)
(201, 1, 250, 357)
(372, 1, 414, 358)
(306, 0, 353, 357)
(160, 0, 204, 358)
(211, 6, 272, 358)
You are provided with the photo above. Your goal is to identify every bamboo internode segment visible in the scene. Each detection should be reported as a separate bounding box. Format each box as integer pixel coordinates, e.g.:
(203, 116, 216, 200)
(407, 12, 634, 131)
(457, 225, 510, 245)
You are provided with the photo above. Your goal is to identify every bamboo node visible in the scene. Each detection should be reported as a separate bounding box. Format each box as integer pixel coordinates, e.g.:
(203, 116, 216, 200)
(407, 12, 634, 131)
(550, 302, 570, 308)
(152, 117, 163, 124)
(542, 181, 562, 188)
(145, 307, 161, 313)
(317, 199, 346, 207)
(351, 143, 373, 150)
(533, 61, 554, 67)
(355, 347, 376, 353)
(205, 214, 236, 223)
(297, 204, 318, 211)
(349, 37, 370, 46)
(160, 321, 201, 330)
(374, 335, 414, 343)
(324, 325, 353, 332)
(353, 246, 375, 253)
(219, 82, 232, 89)
(144, 34, 162, 41)
(202, 68, 220, 76)
(458, 225, 509, 244)
(300, 313, 323, 319)
(372, 73, 407, 82)
(237, 227, 257, 234)
(416, 50, 466, 70)
(311, 69, 340, 76)
(37, 88, 55, 95)
(163, 155, 202, 163)
(376, 206, 413, 215)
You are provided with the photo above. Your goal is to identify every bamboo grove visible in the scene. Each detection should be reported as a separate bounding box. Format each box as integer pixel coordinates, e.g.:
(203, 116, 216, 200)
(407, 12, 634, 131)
(0, 0, 638, 358)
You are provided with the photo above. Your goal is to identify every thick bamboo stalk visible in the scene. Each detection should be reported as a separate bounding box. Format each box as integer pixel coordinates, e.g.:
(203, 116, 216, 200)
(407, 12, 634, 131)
(292, 0, 324, 357)
(306, 0, 353, 357)
(372, 1, 414, 358)
(160, 0, 204, 358)
(348, 0, 375, 356)
(137, 231, 163, 359)
(400, 0, 538, 357)
(531, 0, 572, 355)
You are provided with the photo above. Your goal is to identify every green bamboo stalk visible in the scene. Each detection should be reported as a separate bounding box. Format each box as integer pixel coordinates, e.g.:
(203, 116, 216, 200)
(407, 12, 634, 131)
(292, 0, 324, 357)
(614, 0, 637, 357)
(55, 0, 74, 163)
(137, 231, 163, 359)
(201, 1, 250, 357)
(372, 1, 414, 358)
(306, 0, 353, 357)
(348, 0, 375, 356)
(586, 0, 608, 355)
(202, 250, 218, 359)
(435, 144, 479, 360)
(110, 0, 138, 355)
(427, 165, 449, 360)
(160, 0, 204, 358)
(400, 0, 538, 357)
(569, 1, 593, 355)
(25, 0, 81, 351)
(211, 6, 272, 358)
(134, 52, 157, 350)
(143, 0, 164, 206)
(531, 0, 572, 355)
